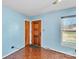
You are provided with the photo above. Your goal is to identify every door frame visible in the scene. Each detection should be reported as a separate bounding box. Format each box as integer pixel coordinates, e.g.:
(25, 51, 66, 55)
(31, 19, 42, 47)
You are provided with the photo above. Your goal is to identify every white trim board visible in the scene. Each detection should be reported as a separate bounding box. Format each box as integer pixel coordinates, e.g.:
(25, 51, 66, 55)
(30, 21, 32, 44)
(43, 47, 76, 57)
(2, 45, 25, 58)
(32, 18, 42, 21)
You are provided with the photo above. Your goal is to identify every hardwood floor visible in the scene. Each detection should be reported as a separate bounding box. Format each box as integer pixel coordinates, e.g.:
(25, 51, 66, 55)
(3, 46, 76, 59)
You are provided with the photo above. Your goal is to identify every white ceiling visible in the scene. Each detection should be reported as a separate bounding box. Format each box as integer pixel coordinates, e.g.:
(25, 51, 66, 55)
(3, 0, 76, 16)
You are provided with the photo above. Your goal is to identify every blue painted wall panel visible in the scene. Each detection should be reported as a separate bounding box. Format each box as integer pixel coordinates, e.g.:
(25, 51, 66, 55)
(30, 8, 76, 56)
(2, 6, 26, 57)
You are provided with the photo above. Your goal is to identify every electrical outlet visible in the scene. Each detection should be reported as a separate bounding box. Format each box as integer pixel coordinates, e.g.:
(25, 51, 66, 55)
(11, 46, 14, 49)
(75, 49, 76, 52)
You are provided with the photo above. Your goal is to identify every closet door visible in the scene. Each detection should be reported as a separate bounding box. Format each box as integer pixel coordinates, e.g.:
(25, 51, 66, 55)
(32, 20, 41, 47)
(25, 21, 30, 46)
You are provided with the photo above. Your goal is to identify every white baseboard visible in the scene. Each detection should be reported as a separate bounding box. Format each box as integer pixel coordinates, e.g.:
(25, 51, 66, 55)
(2, 45, 25, 58)
(43, 47, 76, 57)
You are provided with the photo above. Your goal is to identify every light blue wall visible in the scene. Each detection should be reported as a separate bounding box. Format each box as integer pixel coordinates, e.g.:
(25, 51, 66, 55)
(30, 8, 76, 56)
(2, 6, 26, 57)
(2, 6, 76, 57)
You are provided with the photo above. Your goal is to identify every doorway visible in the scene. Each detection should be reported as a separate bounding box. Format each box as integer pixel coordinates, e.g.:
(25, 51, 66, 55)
(32, 20, 41, 47)
(25, 20, 41, 47)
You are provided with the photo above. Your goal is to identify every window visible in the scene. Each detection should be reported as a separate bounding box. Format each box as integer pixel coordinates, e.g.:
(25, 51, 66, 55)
(61, 15, 76, 49)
